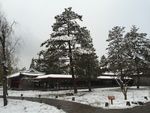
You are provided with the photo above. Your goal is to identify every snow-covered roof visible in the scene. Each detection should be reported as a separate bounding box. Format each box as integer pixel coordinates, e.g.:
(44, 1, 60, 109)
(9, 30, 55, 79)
(24, 68, 45, 75)
(36, 74, 72, 79)
(21, 72, 44, 76)
(97, 75, 132, 80)
(97, 76, 117, 79)
(102, 72, 115, 76)
(7, 68, 45, 78)
(7, 72, 20, 78)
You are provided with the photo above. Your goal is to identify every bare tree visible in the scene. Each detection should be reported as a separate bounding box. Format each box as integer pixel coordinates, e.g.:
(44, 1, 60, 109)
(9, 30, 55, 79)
(0, 12, 17, 106)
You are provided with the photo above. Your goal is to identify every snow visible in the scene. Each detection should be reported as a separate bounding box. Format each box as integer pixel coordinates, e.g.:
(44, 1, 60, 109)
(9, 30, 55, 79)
(57, 87, 150, 109)
(0, 86, 150, 109)
(7, 72, 44, 78)
(97, 75, 132, 80)
(25, 68, 44, 74)
(0, 99, 66, 113)
(102, 72, 115, 75)
(97, 76, 118, 79)
(7, 69, 45, 78)
(21, 72, 44, 76)
(51, 36, 74, 41)
(36, 74, 72, 79)
(75, 48, 93, 54)
(7, 72, 20, 78)
(20, 68, 45, 76)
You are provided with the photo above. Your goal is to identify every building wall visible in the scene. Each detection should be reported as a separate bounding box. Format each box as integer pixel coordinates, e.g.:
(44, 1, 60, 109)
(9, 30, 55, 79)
(140, 77, 150, 86)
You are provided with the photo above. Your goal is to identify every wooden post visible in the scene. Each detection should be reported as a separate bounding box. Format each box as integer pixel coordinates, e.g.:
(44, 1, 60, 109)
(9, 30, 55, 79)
(108, 96, 115, 105)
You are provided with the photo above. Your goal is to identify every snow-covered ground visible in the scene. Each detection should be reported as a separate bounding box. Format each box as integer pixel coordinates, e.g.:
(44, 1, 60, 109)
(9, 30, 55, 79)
(58, 87, 150, 109)
(0, 99, 65, 113)
(0, 86, 150, 109)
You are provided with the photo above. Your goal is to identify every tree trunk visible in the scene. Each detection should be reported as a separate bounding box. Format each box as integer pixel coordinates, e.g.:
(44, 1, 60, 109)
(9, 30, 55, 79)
(2, 38, 8, 106)
(122, 85, 128, 100)
(88, 79, 92, 92)
(2, 68, 7, 106)
(120, 69, 124, 90)
(87, 70, 91, 92)
(124, 92, 127, 100)
(68, 41, 77, 93)
(67, 17, 77, 93)
(136, 68, 140, 89)
(135, 58, 140, 89)
(137, 75, 140, 89)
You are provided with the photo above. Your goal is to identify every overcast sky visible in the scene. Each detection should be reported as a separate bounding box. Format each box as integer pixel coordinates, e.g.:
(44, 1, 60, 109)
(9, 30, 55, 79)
(0, 0, 150, 69)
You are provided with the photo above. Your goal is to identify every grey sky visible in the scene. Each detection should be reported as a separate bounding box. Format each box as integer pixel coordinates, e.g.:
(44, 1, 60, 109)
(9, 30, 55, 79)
(0, 0, 150, 68)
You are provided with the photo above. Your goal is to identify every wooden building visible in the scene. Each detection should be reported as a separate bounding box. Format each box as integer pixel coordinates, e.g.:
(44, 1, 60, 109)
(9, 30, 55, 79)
(33, 74, 73, 90)
(7, 70, 134, 90)
(7, 68, 44, 90)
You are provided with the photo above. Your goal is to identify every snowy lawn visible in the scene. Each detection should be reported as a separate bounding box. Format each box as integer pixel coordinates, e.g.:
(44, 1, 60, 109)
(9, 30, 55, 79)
(0, 99, 65, 113)
(0, 86, 150, 109)
(58, 86, 150, 109)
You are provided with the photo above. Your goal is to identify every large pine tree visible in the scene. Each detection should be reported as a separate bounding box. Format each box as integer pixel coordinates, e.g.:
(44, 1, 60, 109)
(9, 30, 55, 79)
(107, 26, 126, 75)
(106, 26, 132, 100)
(34, 7, 99, 93)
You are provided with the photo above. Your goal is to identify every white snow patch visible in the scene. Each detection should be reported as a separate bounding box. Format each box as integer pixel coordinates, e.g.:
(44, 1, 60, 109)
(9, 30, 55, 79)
(7, 72, 20, 78)
(58, 86, 150, 109)
(97, 76, 118, 79)
(36, 74, 72, 79)
(97, 75, 132, 80)
(0, 99, 65, 113)
(102, 72, 115, 75)
(75, 48, 93, 54)
(51, 36, 74, 41)
(21, 72, 44, 76)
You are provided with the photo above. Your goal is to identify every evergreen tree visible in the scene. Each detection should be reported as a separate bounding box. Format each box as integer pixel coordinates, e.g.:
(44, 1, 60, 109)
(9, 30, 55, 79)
(106, 26, 150, 99)
(107, 26, 126, 75)
(35, 43, 68, 74)
(99, 55, 108, 73)
(35, 7, 99, 93)
(74, 27, 99, 91)
(124, 25, 149, 89)
(35, 7, 83, 93)
(107, 26, 130, 100)
(29, 58, 36, 69)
